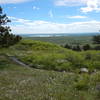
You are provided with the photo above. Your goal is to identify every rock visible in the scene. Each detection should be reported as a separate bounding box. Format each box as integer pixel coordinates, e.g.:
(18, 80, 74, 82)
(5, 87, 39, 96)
(56, 59, 67, 63)
(63, 71, 66, 73)
(80, 68, 89, 73)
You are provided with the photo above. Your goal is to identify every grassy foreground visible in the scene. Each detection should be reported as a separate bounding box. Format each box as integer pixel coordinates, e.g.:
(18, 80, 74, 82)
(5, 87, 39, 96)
(0, 39, 100, 100)
(0, 55, 100, 100)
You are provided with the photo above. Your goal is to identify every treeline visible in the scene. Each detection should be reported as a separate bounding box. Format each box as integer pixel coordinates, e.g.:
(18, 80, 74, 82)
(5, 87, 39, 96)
(0, 6, 22, 48)
(64, 35, 100, 51)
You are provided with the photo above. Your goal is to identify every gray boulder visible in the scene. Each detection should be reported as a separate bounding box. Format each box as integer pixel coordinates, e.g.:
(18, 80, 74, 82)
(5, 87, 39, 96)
(80, 68, 89, 73)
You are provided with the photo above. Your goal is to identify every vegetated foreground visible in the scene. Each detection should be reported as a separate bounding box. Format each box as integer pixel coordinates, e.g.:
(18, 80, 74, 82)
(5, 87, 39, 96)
(0, 39, 100, 100)
(0, 55, 100, 100)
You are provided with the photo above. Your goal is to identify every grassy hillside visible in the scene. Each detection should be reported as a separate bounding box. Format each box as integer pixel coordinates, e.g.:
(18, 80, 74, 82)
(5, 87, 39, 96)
(1, 39, 100, 72)
(0, 39, 100, 100)
(0, 55, 100, 100)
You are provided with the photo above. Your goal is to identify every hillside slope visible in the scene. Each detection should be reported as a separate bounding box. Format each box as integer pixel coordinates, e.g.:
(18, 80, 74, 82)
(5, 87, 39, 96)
(0, 39, 100, 72)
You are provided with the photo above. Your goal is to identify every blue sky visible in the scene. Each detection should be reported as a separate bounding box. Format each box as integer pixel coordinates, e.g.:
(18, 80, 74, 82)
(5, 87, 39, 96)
(0, 0, 100, 34)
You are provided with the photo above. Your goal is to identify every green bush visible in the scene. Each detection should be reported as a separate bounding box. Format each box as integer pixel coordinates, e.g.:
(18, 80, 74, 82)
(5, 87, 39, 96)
(65, 52, 85, 68)
(75, 74, 89, 90)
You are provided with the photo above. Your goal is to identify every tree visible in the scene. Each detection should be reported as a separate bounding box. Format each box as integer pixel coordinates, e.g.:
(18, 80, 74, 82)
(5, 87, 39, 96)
(72, 45, 81, 51)
(83, 44, 91, 51)
(64, 44, 72, 49)
(94, 46, 100, 50)
(0, 6, 22, 47)
(92, 35, 100, 44)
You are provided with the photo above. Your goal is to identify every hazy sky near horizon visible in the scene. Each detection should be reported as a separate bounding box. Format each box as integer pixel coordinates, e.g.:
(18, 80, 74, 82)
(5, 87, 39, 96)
(0, 0, 100, 34)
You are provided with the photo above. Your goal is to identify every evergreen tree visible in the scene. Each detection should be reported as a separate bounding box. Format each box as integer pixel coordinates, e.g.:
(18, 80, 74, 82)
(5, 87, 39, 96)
(0, 6, 22, 47)
(83, 44, 91, 51)
(64, 44, 72, 49)
(92, 35, 100, 44)
(76, 45, 81, 51)
(94, 46, 100, 50)
(72, 45, 81, 51)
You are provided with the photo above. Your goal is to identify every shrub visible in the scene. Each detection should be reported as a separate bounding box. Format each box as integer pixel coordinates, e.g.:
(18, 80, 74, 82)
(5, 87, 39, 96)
(83, 44, 91, 51)
(65, 52, 85, 68)
(92, 35, 100, 44)
(75, 74, 89, 90)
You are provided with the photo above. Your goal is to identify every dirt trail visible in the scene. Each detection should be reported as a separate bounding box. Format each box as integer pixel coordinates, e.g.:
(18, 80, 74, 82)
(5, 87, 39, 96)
(8, 56, 30, 68)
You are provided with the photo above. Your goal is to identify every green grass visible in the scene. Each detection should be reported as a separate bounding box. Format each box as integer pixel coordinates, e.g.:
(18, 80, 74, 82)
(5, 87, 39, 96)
(0, 39, 100, 72)
(0, 55, 100, 100)
(3, 39, 99, 72)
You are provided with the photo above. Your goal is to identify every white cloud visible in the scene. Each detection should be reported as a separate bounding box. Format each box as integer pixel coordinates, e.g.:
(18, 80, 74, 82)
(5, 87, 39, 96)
(48, 10, 54, 18)
(14, 7, 17, 8)
(68, 15, 87, 19)
(8, 16, 31, 24)
(81, 0, 100, 13)
(33, 6, 40, 10)
(55, 0, 88, 6)
(9, 16, 100, 34)
(55, 0, 100, 13)
(0, 0, 33, 4)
